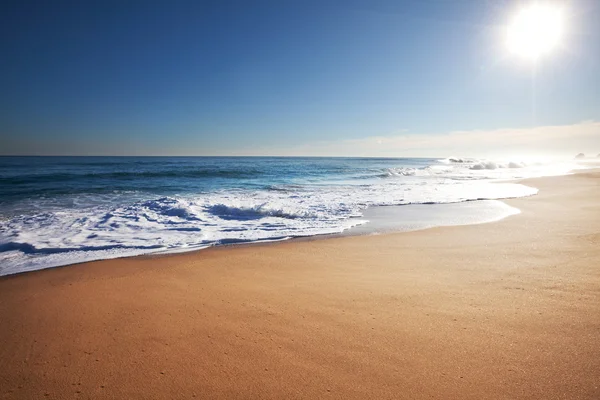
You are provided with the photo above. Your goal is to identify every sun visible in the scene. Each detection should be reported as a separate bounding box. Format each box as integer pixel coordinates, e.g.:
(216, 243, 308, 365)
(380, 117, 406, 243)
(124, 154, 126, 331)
(506, 3, 565, 61)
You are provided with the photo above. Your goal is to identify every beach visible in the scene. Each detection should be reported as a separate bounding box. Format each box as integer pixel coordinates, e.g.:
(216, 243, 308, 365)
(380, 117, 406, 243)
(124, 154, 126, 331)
(1, 170, 599, 399)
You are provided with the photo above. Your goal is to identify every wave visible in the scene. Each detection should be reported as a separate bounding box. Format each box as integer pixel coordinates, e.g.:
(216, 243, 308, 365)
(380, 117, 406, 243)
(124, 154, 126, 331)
(0, 169, 261, 185)
(378, 159, 532, 179)
(380, 167, 419, 177)
(206, 203, 309, 220)
(469, 160, 527, 170)
(438, 157, 476, 164)
(138, 197, 201, 220)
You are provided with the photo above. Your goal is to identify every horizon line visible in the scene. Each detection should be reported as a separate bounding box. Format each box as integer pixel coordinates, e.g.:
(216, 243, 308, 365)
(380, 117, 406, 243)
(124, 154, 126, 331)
(0, 154, 445, 159)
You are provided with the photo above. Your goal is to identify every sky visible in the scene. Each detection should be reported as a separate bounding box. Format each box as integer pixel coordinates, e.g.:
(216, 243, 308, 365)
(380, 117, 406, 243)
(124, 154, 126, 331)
(1, 0, 599, 158)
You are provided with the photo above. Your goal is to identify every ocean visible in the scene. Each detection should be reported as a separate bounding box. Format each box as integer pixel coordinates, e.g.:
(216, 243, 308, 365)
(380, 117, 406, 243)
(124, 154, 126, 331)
(0, 156, 578, 276)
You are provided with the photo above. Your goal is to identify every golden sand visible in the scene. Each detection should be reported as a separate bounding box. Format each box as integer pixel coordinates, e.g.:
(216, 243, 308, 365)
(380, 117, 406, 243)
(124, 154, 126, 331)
(1, 171, 599, 399)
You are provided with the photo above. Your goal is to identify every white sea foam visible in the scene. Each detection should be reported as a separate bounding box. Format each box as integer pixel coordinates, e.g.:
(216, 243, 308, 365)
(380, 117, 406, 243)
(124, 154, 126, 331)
(0, 158, 585, 276)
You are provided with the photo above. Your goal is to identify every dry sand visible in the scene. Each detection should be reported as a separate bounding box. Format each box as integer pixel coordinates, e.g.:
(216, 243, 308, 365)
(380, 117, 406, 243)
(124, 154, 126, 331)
(1, 171, 599, 399)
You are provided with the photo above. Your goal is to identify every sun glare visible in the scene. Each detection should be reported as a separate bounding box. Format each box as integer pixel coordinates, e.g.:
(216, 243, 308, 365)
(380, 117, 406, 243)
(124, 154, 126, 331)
(506, 3, 565, 61)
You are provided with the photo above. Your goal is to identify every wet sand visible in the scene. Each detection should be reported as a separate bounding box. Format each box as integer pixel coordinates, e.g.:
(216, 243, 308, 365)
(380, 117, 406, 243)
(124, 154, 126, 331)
(1, 171, 599, 399)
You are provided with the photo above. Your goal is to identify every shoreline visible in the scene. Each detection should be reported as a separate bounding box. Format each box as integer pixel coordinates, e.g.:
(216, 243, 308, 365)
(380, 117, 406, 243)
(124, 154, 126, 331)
(1, 170, 599, 399)
(0, 198, 524, 279)
(0, 179, 540, 279)
(2, 159, 590, 278)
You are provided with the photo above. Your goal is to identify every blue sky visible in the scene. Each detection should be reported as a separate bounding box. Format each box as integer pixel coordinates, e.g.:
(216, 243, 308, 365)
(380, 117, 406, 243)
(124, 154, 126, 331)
(1, 0, 599, 156)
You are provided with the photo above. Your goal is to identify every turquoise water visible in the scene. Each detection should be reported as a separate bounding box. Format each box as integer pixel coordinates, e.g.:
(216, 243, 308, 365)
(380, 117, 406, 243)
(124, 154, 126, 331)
(1, 156, 571, 275)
